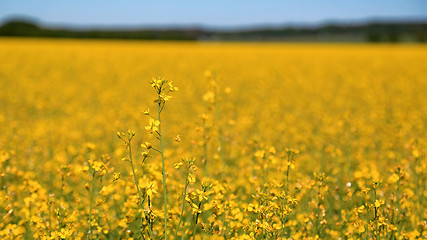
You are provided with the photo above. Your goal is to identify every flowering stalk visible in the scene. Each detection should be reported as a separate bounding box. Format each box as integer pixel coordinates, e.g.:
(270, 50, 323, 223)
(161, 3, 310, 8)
(84, 156, 108, 239)
(87, 171, 96, 239)
(146, 78, 178, 239)
(173, 158, 195, 240)
(372, 180, 380, 240)
(117, 131, 154, 239)
(173, 169, 189, 240)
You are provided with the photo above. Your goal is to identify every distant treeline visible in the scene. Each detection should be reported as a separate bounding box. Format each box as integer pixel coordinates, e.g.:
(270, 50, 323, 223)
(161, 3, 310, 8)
(0, 19, 426, 42)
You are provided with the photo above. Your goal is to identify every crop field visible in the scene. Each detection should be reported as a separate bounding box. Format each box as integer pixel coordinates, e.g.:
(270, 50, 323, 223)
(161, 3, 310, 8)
(0, 38, 426, 239)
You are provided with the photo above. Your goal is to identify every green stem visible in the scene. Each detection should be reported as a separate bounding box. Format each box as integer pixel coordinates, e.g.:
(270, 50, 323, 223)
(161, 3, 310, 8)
(173, 168, 189, 240)
(128, 140, 154, 239)
(88, 171, 96, 239)
(158, 100, 168, 239)
(192, 220, 197, 240)
(181, 218, 186, 240)
(128, 140, 145, 209)
(192, 201, 203, 240)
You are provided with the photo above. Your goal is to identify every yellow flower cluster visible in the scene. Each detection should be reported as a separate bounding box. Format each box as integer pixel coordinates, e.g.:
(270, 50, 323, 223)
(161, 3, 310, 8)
(0, 38, 426, 239)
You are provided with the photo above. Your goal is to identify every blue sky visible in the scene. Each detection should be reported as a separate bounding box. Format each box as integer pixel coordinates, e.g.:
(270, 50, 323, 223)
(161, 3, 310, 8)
(1, 0, 426, 28)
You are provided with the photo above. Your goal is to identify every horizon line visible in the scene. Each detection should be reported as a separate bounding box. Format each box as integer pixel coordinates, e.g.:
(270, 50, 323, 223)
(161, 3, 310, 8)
(1, 14, 427, 31)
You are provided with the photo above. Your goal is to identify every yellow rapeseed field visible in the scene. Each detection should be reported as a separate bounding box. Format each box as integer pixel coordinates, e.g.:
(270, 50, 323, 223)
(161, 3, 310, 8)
(0, 38, 426, 239)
